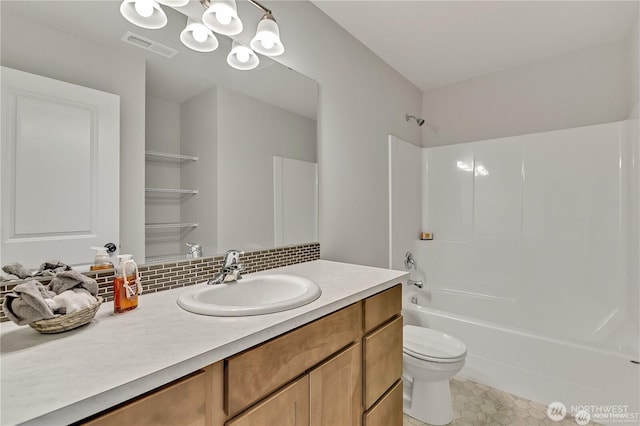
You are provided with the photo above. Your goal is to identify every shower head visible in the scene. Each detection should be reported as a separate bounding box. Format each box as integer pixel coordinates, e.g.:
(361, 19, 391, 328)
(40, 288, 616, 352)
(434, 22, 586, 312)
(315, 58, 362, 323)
(405, 114, 425, 127)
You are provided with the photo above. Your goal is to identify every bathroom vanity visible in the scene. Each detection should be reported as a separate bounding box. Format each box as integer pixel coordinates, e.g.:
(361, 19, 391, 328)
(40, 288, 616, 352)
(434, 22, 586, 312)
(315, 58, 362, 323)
(0, 260, 407, 426)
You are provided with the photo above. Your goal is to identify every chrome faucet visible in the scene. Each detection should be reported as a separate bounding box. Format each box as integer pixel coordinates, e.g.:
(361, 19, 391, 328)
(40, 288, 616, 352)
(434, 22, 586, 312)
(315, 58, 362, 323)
(186, 242, 202, 258)
(208, 249, 245, 285)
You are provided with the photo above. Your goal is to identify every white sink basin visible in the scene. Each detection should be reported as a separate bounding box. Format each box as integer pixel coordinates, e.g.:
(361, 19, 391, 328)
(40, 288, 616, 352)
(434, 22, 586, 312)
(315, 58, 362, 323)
(177, 274, 322, 316)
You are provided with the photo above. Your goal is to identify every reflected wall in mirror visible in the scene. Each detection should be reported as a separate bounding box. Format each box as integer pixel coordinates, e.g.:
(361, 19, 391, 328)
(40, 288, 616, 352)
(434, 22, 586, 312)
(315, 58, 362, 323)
(0, 1, 318, 267)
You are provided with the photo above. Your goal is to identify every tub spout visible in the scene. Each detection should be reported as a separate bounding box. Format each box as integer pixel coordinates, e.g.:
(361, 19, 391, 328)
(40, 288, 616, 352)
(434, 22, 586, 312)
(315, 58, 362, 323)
(408, 279, 423, 289)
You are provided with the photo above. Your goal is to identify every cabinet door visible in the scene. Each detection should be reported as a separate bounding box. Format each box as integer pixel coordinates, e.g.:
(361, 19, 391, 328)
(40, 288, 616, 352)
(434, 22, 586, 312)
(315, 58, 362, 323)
(83, 371, 206, 426)
(309, 342, 362, 426)
(226, 375, 309, 426)
(363, 316, 403, 409)
(1, 66, 119, 268)
(363, 380, 402, 426)
(226, 303, 361, 416)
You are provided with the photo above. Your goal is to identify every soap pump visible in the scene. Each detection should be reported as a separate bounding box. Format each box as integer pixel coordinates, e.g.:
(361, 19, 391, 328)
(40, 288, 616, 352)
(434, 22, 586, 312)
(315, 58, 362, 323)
(113, 254, 142, 313)
(90, 246, 114, 271)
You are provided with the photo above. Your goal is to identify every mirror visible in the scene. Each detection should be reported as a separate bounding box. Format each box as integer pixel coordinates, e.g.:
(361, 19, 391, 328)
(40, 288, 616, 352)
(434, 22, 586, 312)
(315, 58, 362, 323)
(1, 1, 318, 266)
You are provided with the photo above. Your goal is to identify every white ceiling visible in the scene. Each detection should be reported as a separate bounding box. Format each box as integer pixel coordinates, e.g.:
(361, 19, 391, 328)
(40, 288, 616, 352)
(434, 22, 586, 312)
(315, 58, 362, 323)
(312, 0, 639, 91)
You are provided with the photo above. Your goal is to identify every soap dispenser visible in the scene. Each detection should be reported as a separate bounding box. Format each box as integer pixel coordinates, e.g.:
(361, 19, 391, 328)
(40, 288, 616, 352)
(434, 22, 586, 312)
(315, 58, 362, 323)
(90, 247, 114, 271)
(113, 254, 142, 313)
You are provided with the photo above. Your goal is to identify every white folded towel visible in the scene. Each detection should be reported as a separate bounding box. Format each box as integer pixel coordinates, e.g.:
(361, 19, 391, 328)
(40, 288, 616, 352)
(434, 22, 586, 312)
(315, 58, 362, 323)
(45, 289, 97, 315)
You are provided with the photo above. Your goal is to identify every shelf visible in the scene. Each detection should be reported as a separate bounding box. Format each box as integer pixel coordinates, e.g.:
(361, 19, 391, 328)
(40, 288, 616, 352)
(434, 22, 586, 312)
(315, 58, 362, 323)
(145, 222, 199, 230)
(145, 150, 198, 162)
(145, 187, 199, 194)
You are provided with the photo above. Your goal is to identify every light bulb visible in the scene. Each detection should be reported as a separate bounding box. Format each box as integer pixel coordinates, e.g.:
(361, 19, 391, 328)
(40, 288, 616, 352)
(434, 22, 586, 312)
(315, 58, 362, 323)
(134, 0, 154, 18)
(236, 49, 250, 63)
(260, 37, 275, 50)
(216, 9, 232, 25)
(192, 26, 208, 43)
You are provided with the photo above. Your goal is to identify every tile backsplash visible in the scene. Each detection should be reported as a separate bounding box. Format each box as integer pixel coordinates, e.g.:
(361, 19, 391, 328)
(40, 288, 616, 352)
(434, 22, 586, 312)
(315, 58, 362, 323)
(0, 243, 320, 322)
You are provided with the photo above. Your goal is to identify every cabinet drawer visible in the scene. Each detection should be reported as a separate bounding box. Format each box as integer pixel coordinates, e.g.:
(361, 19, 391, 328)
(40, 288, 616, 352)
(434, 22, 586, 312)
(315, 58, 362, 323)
(363, 380, 403, 426)
(363, 315, 403, 409)
(226, 375, 309, 426)
(83, 371, 206, 426)
(226, 302, 362, 416)
(363, 285, 401, 332)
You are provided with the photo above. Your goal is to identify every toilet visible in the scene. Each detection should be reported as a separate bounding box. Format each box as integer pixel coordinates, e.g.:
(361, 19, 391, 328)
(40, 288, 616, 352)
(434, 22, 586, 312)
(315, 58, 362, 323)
(403, 325, 467, 425)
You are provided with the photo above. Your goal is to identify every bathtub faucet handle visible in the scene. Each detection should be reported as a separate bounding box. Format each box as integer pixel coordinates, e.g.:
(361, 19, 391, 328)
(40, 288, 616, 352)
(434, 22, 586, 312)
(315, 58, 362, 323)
(408, 279, 423, 289)
(404, 251, 415, 270)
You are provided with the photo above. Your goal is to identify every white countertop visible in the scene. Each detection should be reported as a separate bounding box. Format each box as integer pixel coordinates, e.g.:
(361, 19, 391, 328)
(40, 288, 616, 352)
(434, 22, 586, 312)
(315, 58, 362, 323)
(0, 260, 408, 426)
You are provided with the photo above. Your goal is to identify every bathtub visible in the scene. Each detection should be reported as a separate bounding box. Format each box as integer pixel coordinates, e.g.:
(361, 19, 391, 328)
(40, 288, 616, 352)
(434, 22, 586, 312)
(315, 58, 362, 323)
(403, 289, 640, 425)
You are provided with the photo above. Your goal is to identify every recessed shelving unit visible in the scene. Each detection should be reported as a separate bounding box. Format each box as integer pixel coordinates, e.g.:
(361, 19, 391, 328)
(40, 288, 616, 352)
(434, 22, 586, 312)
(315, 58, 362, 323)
(145, 148, 199, 259)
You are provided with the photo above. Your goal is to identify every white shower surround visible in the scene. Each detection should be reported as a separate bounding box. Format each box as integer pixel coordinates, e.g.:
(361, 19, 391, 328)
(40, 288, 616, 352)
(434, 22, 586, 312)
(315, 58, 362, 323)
(417, 121, 637, 352)
(391, 120, 639, 420)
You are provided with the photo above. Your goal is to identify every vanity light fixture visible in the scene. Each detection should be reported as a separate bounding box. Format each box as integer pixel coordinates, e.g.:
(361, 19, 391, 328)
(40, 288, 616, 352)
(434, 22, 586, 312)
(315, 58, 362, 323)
(120, 0, 168, 29)
(227, 40, 260, 70)
(202, 0, 243, 36)
(119, 0, 285, 71)
(250, 12, 284, 56)
(157, 0, 189, 6)
(180, 18, 219, 52)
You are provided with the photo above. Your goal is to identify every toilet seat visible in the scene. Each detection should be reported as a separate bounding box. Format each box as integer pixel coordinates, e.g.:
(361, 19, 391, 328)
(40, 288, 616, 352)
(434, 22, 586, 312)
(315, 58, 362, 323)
(404, 347, 465, 363)
(403, 325, 467, 362)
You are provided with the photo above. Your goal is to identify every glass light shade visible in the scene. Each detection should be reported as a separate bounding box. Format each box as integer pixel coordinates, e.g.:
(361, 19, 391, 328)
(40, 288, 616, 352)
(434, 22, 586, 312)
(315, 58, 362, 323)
(156, 0, 189, 6)
(202, 0, 243, 35)
(120, 0, 167, 29)
(180, 18, 219, 52)
(227, 41, 259, 71)
(250, 15, 284, 56)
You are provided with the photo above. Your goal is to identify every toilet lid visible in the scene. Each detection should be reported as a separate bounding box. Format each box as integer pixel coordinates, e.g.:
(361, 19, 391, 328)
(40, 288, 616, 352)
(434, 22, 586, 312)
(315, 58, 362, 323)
(403, 325, 467, 360)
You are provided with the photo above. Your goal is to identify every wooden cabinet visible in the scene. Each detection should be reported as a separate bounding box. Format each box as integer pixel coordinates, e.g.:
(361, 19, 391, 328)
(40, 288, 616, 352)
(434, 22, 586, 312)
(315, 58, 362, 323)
(83, 371, 206, 426)
(309, 343, 362, 426)
(363, 316, 403, 409)
(226, 302, 361, 416)
(363, 380, 403, 426)
(226, 376, 309, 426)
(362, 284, 403, 424)
(80, 284, 403, 426)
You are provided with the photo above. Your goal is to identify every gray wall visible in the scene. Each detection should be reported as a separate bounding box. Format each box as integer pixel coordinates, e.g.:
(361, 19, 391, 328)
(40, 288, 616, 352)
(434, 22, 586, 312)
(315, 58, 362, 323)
(242, 1, 423, 268)
(1, 11, 146, 261)
(630, 20, 639, 118)
(180, 88, 218, 256)
(421, 39, 631, 147)
(216, 86, 316, 252)
(2, 1, 424, 268)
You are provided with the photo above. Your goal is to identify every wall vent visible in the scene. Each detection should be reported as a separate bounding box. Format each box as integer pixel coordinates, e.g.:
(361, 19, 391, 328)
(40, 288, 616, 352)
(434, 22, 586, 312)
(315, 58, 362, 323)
(121, 31, 178, 58)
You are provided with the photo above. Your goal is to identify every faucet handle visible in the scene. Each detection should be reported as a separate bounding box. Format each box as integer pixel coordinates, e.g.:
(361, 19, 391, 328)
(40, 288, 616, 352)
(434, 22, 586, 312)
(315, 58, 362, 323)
(186, 242, 202, 258)
(223, 249, 244, 267)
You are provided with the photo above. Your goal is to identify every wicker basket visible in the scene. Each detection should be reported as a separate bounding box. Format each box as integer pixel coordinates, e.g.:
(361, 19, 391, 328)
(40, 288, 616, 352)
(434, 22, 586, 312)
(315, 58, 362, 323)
(29, 296, 103, 334)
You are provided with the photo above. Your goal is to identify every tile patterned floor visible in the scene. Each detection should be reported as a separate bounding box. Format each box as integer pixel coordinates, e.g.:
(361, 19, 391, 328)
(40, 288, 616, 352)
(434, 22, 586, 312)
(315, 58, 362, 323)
(403, 376, 602, 426)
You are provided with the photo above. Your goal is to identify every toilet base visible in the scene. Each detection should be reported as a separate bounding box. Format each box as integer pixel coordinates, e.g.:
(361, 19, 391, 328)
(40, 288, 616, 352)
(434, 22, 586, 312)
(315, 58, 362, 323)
(404, 378, 453, 426)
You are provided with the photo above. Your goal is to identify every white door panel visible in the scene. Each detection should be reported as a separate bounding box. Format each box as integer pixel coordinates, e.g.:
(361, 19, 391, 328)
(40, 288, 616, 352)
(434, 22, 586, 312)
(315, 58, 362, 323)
(274, 156, 318, 246)
(1, 67, 119, 268)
